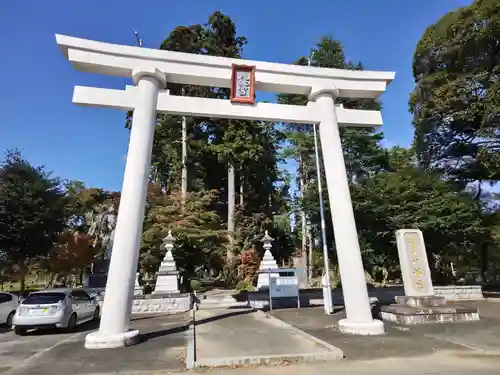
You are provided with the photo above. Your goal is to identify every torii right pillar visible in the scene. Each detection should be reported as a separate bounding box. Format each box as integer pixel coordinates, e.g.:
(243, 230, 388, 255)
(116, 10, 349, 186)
(310, 87, 385, 335)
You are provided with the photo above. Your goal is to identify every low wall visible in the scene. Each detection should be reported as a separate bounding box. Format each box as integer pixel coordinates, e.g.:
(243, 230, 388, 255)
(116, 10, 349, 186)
(93, 291, 192, 315)
(240, 285, 484, 309)
(244, 289, 377, 309)
(434, 285, 484, 301)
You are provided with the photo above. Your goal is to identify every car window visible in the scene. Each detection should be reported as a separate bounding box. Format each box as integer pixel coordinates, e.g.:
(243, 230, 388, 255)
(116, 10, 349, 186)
(22, 292, 66, 305)
(0, 293, 13, 303)
(71, 290, 90, 301)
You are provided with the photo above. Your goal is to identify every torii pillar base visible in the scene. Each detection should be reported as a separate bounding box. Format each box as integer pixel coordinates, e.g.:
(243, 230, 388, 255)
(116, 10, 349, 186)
(84, 329, 140, 349)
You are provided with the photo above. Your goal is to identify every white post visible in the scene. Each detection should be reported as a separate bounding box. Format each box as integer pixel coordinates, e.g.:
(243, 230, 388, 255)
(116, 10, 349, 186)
(308, 53, 333, 311)
(309, 87, 384, 335)
(85, 67, 166, 349)
(313, 123, 333, 314)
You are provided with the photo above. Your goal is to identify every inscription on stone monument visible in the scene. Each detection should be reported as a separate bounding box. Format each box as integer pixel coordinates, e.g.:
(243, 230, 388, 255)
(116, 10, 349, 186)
(395, 229, 434, 297)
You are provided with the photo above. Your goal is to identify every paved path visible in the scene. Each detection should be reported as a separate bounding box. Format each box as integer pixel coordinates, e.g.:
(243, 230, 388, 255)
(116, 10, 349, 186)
(270, 301, 500, 360)
(191, 352, 500, 375)
(194, 309, 342, 366)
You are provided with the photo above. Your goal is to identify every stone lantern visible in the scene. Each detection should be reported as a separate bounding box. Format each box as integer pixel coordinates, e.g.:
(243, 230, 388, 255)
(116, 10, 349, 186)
(261, 230, 274, 251)
(257, 230, 279, 289)
(152, 230, 180, 294)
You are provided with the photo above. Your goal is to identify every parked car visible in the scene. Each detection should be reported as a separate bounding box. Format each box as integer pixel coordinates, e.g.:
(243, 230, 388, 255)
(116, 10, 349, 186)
(12, 288, 100, 335)
(0, 292, 19, 329)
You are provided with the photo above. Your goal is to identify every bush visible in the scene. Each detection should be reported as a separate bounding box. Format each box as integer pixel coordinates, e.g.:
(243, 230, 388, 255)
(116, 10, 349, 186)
(236, 278, 254, 293)
(237, 248, 260, 283)
(190, 279, 201, 291)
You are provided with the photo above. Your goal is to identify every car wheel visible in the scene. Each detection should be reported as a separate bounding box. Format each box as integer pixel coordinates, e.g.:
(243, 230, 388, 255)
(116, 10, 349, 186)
(6, 311, 15, 330)
(14, 326, 27, 336)
(92, 307, 100, 321)
(66, 313, 77, 333)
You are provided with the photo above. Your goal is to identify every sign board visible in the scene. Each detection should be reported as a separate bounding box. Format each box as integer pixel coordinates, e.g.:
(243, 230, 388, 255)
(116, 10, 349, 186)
(230, 64, 256, 104)
(395, 229, 434, 297)
(269, 274, 299, 298)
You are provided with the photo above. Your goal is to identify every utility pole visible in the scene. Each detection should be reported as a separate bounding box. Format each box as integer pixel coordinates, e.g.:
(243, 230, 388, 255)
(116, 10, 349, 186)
(308, 53, 333, 314)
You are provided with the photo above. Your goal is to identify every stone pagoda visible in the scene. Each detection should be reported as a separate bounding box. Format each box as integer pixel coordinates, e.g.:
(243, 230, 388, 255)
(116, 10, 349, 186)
(153, 231, 180, 294)
(256, 231, 279, 289)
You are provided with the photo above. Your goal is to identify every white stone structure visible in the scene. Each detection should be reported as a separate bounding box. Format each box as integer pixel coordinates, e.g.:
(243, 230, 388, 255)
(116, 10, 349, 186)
(153, 231, 180, 294)
(133, 273, 142, 296)
(257, 231, 279, 289)
(395, 229, 434, 297)
(55, 34, 394, 347)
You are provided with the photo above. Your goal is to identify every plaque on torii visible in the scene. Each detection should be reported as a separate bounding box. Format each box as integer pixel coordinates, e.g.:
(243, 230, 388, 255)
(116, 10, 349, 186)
(230, 64, 256, 104)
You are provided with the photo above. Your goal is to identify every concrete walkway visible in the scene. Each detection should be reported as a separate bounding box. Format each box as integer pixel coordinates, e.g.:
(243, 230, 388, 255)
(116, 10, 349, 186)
(190, 353, 500, 375)
(193, 309, 343, 367)
(270, 301, 500, 360)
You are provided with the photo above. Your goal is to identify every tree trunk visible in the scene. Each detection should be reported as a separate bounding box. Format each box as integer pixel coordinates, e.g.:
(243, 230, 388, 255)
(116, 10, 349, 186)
(181, 88, 188, 207)
(227, 161, 236, 262)
(299, 154, 311, 283)
(44, 273, 55, 289)
(480, 242, 489, 283)
(299, 155, 307, 258)
(19, 263, 27, 292)
(307, 224, 314, 286)
(239, 174, 244, 208)
(293, 252, 308, 289)
(381, 266, 389, 287)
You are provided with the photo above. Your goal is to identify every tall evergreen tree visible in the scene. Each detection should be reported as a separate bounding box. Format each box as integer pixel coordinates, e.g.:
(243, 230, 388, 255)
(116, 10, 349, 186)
(0, 150, 68, 290)
(410, 0, 500, 188)
(278, 36, 388, 279)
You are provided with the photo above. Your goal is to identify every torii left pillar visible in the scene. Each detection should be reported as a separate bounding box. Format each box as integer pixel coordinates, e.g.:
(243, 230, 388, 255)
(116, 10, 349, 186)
(85, 67, 166, 349)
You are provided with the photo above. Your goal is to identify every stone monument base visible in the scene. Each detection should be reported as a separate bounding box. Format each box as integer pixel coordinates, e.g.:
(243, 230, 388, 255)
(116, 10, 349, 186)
(380, 295, 480, 325)
(152, 271, 179, 295)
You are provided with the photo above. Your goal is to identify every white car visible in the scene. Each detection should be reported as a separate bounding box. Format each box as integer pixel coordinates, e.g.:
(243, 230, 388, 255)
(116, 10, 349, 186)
(12, 288, 100, 335)
(0, 292, 19, 329)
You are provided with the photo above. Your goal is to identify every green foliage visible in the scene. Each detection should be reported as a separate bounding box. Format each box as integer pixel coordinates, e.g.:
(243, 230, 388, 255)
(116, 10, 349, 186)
(280, 35, 389, 267)
(351, 148, 485, 281)
(190, 279, 202, 291)
(410, 0, 500, 186)
(0, 150, 68, 289)
(141, 189, 226, 282)
(139, 11, 292, 268)
(235, 278, 254, 292)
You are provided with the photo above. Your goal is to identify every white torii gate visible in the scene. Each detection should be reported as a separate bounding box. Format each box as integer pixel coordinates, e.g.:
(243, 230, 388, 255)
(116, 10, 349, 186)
(55, 34, 395, 349)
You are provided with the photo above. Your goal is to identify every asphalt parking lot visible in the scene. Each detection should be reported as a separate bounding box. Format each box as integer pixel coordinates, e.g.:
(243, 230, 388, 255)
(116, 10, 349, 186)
(0, 313, 189, 375)
(0, 321, 98, 375)
(0, 325, 95, 375)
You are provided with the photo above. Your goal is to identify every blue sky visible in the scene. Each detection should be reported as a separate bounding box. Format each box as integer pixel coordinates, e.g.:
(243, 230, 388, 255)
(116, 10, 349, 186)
(0, 0, 472, 192)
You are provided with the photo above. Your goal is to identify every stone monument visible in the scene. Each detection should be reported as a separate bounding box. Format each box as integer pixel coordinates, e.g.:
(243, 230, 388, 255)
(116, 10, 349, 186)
(153, 231, 180, 294)
(83, 205, 117, 289)
(381, 229, 479, 324)
(133, 272, 142, 296)
(257, 231, 279, 289)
